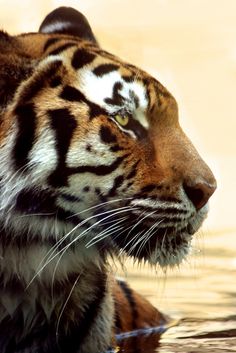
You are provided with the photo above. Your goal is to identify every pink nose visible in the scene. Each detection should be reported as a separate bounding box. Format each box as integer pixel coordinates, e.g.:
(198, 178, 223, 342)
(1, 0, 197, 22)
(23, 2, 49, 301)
(183, 179, 217, 211)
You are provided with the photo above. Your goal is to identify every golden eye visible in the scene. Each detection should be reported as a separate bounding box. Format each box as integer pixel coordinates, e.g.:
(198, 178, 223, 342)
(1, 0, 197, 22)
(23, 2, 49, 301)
(114, 114, 129, 126)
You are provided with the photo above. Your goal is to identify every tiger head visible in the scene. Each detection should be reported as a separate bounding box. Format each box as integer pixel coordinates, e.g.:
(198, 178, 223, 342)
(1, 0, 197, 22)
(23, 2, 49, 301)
(0, 7, 216, 270)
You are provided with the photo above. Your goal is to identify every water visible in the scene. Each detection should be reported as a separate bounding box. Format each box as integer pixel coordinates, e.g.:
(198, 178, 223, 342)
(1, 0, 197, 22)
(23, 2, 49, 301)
(115, 230, 236, 352)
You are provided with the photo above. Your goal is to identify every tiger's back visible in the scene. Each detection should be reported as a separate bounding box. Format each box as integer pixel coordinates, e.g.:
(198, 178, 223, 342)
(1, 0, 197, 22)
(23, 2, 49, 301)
(0, 7, 216, 353)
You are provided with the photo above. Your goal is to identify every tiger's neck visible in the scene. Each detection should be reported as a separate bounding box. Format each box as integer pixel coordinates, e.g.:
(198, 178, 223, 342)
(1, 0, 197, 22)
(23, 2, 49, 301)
(0, 231, 113, 353)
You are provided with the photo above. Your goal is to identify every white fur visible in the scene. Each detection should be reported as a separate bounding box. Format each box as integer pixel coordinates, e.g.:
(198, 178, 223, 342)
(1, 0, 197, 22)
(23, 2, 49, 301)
(79, 68, 149, 127)
(40, 21, 72, 34)
(28, 127, 58, 180)
(0, 242, 101, 285)
(66, 133, 115, 167)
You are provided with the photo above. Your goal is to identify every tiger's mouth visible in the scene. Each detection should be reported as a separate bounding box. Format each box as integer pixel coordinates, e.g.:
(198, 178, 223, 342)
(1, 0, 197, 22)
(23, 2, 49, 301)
(112, 221, 193, 267)
(110, 203, 207, 267)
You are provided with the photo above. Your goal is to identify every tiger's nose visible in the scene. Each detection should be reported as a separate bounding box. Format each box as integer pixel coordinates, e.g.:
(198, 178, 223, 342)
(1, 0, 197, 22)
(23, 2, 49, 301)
(183, 179, 217, 211)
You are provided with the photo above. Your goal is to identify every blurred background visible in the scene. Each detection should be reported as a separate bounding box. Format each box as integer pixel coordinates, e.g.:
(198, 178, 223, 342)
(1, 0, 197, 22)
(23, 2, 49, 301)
(0, 0, 235, 322)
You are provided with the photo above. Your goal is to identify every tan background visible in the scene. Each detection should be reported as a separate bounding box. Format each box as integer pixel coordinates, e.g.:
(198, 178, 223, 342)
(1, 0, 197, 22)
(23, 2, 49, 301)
(1, 0, 235, 234)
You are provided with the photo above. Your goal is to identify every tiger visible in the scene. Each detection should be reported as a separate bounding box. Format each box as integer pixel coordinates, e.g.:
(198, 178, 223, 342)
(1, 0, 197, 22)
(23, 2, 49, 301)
(0, 6, 216, 353)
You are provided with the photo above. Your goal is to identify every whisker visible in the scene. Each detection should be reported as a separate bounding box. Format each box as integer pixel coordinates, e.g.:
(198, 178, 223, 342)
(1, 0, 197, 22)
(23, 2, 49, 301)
(51, 217, 127, 297)
(0, 163, 30, 211)
(30, 205, 134, 284)
(17, 212, 56, 218)
(118, 209, 157, 255)
(56, 271, 83, 346)
(140, 218, 166, 255)
(87, 225, 125, 249)
(85, 217, 127, 248)
(67, 197, 132, 218)
(124, 216, 165, 259)
(26, 206, 137, 288)
(125, 230, 145, 258)
(135, 219, 164, 258)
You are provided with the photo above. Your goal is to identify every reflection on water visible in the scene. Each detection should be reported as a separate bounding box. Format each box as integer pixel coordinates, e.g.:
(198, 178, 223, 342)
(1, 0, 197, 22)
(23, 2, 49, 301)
(115, 230, 236, 352)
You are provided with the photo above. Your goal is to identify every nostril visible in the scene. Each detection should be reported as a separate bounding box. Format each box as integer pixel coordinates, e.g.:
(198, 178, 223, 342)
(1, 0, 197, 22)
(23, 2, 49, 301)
(183, 181, 216, 211)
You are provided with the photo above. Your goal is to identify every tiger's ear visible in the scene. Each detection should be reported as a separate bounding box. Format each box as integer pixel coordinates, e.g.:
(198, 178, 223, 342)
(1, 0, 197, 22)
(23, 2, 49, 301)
(39, 7, 98, 44)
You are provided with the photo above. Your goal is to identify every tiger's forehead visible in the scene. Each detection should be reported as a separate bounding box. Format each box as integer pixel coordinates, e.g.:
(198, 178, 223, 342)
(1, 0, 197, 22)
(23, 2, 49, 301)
(16, 34, 154, 129)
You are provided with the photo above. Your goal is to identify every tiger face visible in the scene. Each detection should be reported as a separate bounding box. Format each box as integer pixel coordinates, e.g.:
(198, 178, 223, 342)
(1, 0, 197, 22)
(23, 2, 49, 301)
(0, 7, 216, 271)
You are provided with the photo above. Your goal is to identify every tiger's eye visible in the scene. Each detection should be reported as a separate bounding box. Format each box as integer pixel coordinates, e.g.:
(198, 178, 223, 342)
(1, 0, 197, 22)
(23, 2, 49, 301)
(115, 114, 129, 126)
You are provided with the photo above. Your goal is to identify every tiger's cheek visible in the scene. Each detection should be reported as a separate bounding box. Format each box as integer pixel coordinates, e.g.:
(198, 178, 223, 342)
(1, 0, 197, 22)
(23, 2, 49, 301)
(61, 123, 123, 198)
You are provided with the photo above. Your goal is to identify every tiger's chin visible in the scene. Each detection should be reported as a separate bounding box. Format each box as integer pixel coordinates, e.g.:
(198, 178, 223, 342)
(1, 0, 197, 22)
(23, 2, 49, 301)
(114, 230, 193, 268)
(148, 232, 192, 267)
(112, 206, 208, 268)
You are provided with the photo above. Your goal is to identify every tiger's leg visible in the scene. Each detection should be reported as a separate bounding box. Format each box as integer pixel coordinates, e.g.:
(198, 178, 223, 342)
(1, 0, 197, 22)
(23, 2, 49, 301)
(113, 279, 167, 333)
(111, 279, 169, 352)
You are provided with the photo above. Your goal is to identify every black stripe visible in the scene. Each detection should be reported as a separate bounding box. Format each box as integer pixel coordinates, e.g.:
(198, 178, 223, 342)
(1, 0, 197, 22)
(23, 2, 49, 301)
(48, 108, 77, 186)
(107, 175, 124, 197)
(100, 125, 117, 144)
(43, 37, 61, 51)
(56, 207, 83, 225)
(125, 181, 134, 189)
(110, 144, 123, 152)
(12, 103, 36, 169)
(122, 75, 135, 83)
(126, 160, 140, 179)
(60, 192, 81, 203)
(141, 184, 157, 193)
(60, 85, 107, 119)
(117, 280, 138, 329)
(50, 75, 62, 88)
(70, 155, 127, 176)
(18, 60, 62, 104)
(48, 42, 76, 56)
(55, 207, 82, 221)
(15, 187, 56, 214)
(93, 63, 119, 77)
(71, 48, 95, 69)
(89, 102, 108, 119)
(104, 82, 124, 106)
(60, 85, 87, 102)
(129, 89, 140, 108)
(13, 187, 83, 226)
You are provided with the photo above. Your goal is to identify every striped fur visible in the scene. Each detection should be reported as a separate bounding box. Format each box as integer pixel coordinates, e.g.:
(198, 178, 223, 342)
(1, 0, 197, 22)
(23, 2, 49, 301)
(0, 7, 216, 353)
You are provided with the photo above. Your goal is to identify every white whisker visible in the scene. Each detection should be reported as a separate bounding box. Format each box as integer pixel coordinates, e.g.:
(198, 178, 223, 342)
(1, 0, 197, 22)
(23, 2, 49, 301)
(26, 206, 136, 288)
(66, 197, 132, 218)
(135, 219, 164, 258)
(118, 210, 157, 256)
(56, 271, 83, 345)
(85, 217, 127, 248)
(29, 204, 134, 285)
